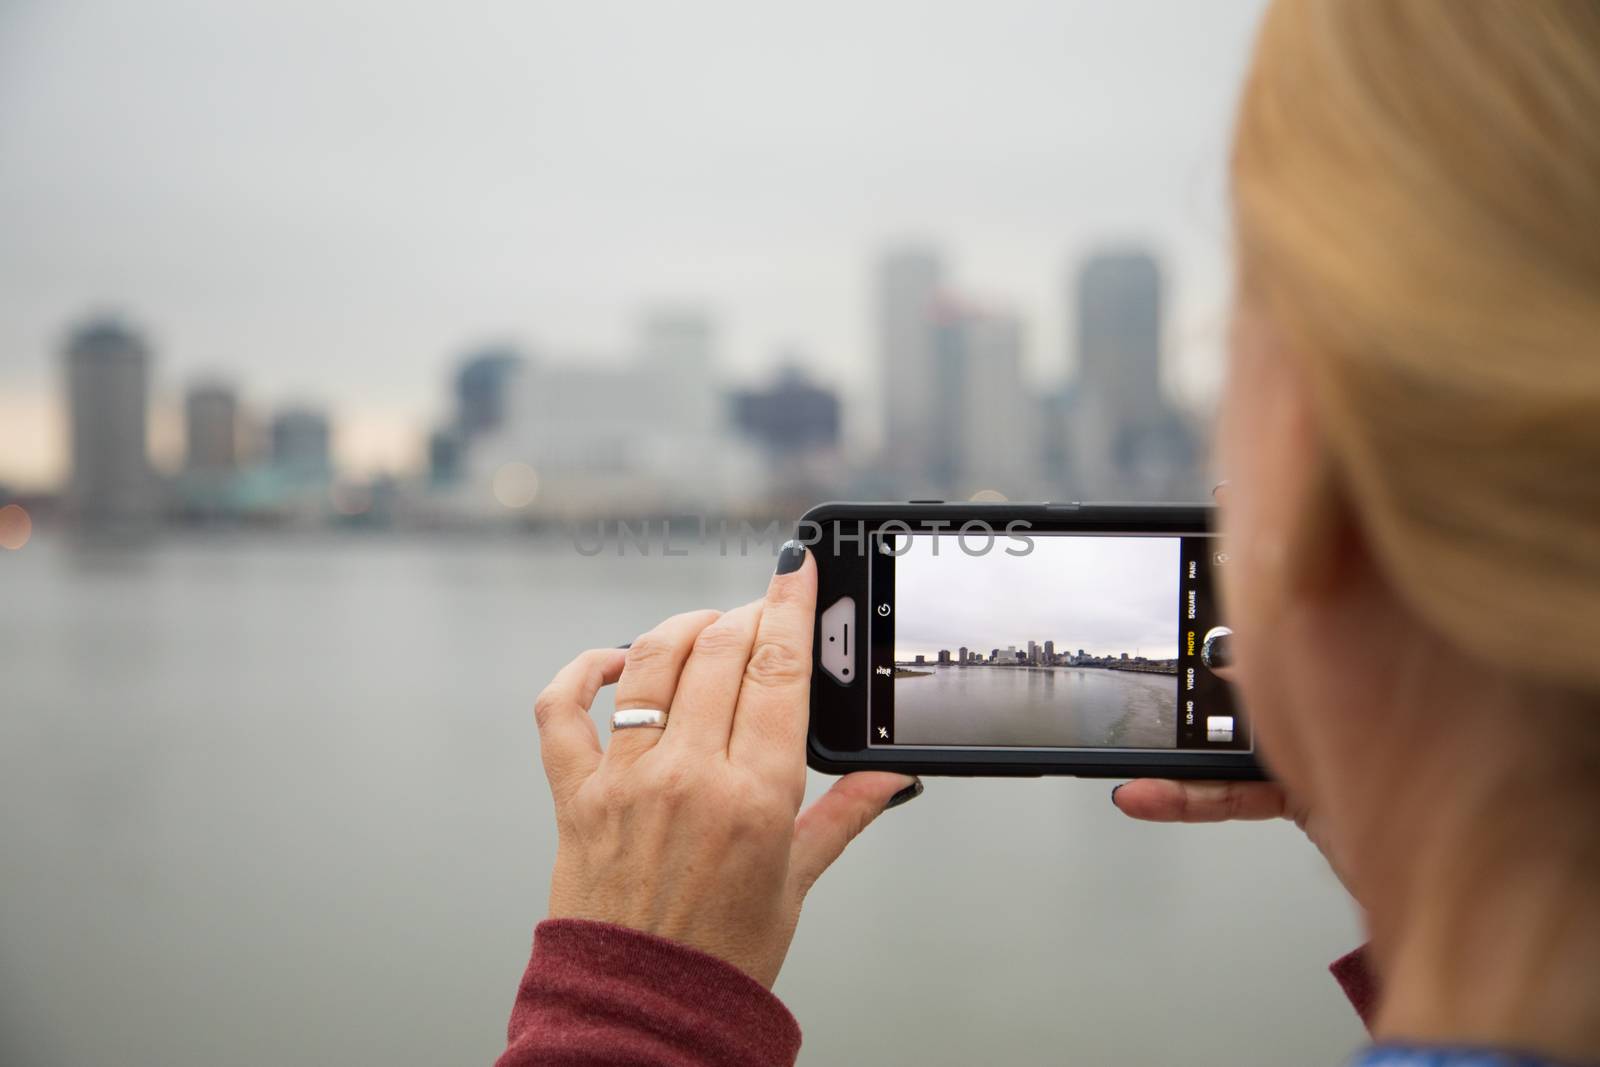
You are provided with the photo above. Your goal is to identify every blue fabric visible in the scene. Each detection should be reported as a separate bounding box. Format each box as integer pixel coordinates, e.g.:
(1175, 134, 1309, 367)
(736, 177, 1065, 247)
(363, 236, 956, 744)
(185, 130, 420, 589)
(1354, 1046, 1573, 1067)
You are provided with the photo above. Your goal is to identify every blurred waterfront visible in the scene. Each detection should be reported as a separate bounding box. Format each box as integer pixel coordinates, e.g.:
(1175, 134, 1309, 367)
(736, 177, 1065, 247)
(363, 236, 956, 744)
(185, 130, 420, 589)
(0, 534, 1365, 1066)
(0, 2, 1273, 532)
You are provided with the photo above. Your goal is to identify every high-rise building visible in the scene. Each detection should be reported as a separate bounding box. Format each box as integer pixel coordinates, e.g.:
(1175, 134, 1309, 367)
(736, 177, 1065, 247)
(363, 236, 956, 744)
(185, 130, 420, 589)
(958, 646, 968, 666)
(958, 310, 1037, 496)
(1067, 249, 1201, 498)
(185, 382, 238, 473)
(478, 312, 762, 516)
(1078, 251, 1163, 423)
(640, 310, 717, 436)
(62, 317, 152, 526)
(730, 364, 841, 454)
(270, 407, 332, 485)
(878, 246, 944, 480)
(1044, 640, 1055, 663)
(456, 347, 525, 442)
(937, 649, 951, 666)
(926, 301, 1040, 496)
(428, 428, 464, 488)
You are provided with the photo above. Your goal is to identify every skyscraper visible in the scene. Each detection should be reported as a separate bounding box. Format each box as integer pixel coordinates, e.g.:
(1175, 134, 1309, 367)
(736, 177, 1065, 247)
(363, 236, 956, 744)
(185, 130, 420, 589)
(473, 308, 763, 516)
(270, 407, 332, 485)
(878, 246, 943, 479)
(185, 382, 238, 473)
(640, 310, 716, 436)
(1067, 248, 1201, 498)
(1078, 250, 1163, 423)
(427, 428, 464, 488)
(62, 317, 152, 527)
(952, 308, 1036, 496)
(730, 364, 841, 455)
(456, 347, 525, 443)
(928, 301, 968, 489)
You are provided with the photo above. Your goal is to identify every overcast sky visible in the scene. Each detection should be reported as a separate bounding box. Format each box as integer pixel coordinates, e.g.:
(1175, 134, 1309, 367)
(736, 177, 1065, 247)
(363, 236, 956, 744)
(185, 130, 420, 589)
(892, 533, 1179, 661)
(0, 0, 1267, 487)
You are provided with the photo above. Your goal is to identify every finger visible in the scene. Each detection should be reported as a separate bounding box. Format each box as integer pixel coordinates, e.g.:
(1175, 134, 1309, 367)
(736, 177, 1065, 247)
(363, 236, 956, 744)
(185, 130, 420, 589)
(607, 608, 721, 767)
(1111, 778, 1289, 823)
(662, 600, 762, 754)
(788, 772, 918, 897)
(534, 647, 627, 802)
(729, 541, 816, 772)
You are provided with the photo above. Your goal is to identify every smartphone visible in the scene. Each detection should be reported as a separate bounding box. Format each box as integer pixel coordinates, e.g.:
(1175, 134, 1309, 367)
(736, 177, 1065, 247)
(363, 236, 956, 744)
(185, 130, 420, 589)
(802, 501, 1261, 780)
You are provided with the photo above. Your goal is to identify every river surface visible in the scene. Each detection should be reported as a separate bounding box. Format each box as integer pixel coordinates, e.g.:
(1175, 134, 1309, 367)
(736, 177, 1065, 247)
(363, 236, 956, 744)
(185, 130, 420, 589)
(0, 534, 1365, 1066)
(895, 665, 1175, 748)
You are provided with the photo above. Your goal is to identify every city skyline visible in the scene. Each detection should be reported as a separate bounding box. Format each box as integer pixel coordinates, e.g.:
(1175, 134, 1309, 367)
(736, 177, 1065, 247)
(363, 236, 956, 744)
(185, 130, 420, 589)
(897, 644, 1175, 665)
(0, 0, 1267, 490)
(2, 241, 1206, 498)
(13, 232, 1211, 528)
(891, 533, 1180, 663)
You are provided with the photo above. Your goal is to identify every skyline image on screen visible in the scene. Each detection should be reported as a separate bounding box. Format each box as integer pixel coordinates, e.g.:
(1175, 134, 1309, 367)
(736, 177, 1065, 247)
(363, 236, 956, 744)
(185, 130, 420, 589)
(884, 533, 1183, 749)
(890, 534, 1179, 664)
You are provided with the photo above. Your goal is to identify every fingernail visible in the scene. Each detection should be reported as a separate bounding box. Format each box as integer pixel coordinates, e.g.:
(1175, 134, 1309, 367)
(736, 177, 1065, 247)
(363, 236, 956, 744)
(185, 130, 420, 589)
(885, 777, 923, 810)
(615, 643, 632, 650)
(1110, 783, 1125, 806)
(774, 539, 806, 576)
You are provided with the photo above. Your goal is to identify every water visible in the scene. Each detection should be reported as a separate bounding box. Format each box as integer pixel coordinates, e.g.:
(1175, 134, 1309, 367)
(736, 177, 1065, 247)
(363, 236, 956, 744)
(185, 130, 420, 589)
(895, 665, 1175, 748)
(0, 535, 1366, 1066)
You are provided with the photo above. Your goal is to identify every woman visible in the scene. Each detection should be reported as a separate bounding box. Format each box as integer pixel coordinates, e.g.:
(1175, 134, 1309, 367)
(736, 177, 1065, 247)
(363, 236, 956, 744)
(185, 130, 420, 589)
(498, 2, 1600, 1064)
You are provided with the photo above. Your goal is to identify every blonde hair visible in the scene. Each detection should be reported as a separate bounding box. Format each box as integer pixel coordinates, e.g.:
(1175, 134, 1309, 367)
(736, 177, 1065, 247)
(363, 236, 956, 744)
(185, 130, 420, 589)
(1233, 0, 1600, 692)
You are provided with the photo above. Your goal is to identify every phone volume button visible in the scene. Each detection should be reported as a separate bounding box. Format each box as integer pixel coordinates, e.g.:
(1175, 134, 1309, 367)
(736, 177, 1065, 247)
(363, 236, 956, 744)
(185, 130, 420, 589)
(908, 499, 944, 504)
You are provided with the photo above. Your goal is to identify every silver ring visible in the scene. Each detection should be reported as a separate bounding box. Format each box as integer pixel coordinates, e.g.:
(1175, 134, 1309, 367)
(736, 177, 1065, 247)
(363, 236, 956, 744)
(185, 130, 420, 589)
(611, 707, 668, 731)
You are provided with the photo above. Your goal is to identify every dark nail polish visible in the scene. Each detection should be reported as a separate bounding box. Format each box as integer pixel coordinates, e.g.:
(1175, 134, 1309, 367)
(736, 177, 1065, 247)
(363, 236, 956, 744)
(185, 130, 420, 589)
(885, 778, 923, 810)
(1111, 783, 1125, 806)
(774, 539, 806, 576)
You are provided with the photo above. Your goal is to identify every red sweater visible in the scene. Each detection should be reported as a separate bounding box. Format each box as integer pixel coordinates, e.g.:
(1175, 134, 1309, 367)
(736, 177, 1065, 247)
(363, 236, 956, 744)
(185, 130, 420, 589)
(496, 920, 802, 1066)
(496, 920, 1377, 1065)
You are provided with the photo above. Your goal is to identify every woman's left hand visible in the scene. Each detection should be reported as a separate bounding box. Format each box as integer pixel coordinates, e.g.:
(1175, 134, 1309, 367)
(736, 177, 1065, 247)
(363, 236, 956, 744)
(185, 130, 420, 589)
(532, 543, 919, 989)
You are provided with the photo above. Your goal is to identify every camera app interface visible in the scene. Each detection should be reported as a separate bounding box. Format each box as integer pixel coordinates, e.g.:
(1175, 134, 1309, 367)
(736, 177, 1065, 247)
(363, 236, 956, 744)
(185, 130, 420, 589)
(867, 532, 1244, 752)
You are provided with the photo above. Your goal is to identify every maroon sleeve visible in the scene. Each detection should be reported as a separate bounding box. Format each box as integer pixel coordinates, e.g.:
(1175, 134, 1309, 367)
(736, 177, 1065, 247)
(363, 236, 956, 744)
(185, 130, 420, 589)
(495, 919, 803, 1067)
(1330, 944, 1378, 1031)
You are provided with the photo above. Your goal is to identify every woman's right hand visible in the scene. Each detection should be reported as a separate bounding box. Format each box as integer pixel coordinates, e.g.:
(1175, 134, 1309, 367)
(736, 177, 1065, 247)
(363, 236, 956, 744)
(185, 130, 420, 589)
(533, 544, 917, 990)
(1112, 778, 1359, 905)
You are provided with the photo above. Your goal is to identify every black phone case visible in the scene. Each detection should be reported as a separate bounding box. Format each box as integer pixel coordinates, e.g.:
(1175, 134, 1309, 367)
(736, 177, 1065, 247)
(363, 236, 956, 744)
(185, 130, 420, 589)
(800, 500, 1266, 781)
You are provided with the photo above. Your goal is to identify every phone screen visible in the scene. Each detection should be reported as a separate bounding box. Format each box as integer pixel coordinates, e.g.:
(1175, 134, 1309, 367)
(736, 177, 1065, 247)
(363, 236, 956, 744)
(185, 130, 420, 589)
(866, 530, 1245, 753)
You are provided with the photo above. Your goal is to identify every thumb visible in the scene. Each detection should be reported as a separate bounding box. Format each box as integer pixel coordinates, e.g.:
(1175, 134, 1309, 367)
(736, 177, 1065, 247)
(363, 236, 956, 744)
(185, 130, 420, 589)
(788, 772, 920, 897)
